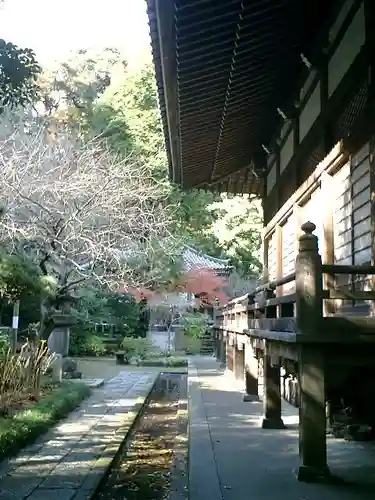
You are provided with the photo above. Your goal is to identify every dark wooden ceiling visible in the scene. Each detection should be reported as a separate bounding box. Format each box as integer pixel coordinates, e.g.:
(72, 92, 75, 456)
(147, 0, 339, 195)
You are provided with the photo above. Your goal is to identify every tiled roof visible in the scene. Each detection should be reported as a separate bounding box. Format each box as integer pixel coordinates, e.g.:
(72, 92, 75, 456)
(182, 245, 232, 273)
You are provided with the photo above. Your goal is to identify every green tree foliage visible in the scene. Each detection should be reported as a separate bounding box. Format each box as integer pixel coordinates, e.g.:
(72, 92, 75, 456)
(104, 292, 141, 336)
(211, 195, 262, 277)
(40, 53, 238, 268)
(37, 47, 126, 131)
(0, 253, 55, 302)
(0, 40, 41, 109)
(91, 62, 226, 256)
(91, 60, 263, 274)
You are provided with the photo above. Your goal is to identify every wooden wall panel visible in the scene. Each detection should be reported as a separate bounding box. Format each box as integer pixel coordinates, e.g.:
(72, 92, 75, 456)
(333, 145, 371, 266)
(333, 161, 352, 266)
(267, 231, 277, 282)
(300, 188, 324, 255)
(352, 145, 371, 265)
(332, 143, 371, 313)
(281, 215, 295, 293)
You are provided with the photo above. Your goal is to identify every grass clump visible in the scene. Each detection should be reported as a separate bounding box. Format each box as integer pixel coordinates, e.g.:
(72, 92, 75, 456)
(0, 381, 90, 460)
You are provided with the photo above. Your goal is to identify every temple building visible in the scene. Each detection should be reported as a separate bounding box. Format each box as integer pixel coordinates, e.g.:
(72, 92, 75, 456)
(147, 0, 375, 481)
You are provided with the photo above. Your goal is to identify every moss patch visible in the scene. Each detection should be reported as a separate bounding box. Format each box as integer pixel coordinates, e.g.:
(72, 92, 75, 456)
(0, 381, 91, 461)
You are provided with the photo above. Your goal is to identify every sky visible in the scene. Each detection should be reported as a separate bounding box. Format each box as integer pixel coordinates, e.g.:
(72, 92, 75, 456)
(0, 0, 152, 67)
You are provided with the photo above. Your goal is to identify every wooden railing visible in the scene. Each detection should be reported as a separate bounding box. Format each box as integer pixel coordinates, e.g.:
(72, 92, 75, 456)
(216, 221, 375, 342)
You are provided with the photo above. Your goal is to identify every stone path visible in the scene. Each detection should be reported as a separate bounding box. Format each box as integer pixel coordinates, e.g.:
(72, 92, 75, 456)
(189, 356, 375, 500)
(70, 378, 105, 389)
(0, 371, 157, 500)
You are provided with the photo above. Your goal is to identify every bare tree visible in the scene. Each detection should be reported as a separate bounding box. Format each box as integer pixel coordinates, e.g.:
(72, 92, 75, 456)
(0, 122, 180, 339)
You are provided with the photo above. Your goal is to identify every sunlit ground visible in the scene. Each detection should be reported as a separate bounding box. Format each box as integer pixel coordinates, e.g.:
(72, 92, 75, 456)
(76, 357, 187, 381)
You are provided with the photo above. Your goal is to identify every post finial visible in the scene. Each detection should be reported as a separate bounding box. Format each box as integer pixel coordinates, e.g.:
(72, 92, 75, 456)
(299, 221, 318, 253)
(301, 221, 316, 235)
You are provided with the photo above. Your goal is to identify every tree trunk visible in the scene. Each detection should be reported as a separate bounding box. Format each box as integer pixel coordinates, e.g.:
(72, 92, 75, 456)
(39, 296, 54, 341)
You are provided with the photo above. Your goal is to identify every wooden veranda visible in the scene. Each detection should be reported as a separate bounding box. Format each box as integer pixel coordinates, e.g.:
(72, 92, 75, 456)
(147, 0, 375, 481)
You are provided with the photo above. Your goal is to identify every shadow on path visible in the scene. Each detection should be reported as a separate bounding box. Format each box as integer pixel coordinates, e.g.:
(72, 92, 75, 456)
(190, 357, 375, 500)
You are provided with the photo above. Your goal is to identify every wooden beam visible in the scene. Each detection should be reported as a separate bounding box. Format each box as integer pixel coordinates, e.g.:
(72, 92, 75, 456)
(324, 316, 375, 336)
(321, 171, 335, 315)
(154, 0, 180, 184)
(370, 136, 375, 317)
(323, 290, 375, 300)
(292, 114, 300, 191)
(275, 225, 283, 298)
(275, 144, 281, 210)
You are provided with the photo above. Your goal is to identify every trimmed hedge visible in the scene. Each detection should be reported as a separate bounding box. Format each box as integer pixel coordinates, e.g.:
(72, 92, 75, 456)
(0, 381, 91, 460)
(139, 357, 188, 368)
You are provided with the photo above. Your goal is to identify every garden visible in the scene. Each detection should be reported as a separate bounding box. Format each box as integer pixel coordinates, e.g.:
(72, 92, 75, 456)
(0, 333, 90, 460)
(0, 30, 261, 468)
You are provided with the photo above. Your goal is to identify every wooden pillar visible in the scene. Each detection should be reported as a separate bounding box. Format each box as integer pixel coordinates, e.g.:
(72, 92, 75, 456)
(215, 329, 221, 362)
(275, 144, 281, 211)
(226, 335, 234, 372)
(262, 232, 269, 283)
(370, 136, 375, 316)
(295, 221, 328, 481)
(365, 1, 375, 305)
(220, 332, 227, 368)
(261, 341, 285, 429)
(321, 172, 335, 316)
(296, 345, 329, 482)
(243, 341, 259, 402)
(275, 224, 283, 305)
(367, 0, 375, 314)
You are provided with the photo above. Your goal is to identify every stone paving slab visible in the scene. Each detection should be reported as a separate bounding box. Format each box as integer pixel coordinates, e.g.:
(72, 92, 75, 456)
(0, 371, 157, 500)
(189, 356, 375, 500)
(70, 379, 105, 388)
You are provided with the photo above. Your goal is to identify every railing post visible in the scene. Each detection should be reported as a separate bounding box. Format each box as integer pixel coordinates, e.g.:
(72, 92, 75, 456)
(295, 222, 329, 481)
(295, 221, 323, 336)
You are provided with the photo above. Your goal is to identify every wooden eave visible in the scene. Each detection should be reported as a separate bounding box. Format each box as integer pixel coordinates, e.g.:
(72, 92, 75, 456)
(146, 0, 340, 195)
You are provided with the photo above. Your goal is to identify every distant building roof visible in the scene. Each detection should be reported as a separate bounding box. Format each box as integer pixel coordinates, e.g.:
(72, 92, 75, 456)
(182, 246, 232, 275)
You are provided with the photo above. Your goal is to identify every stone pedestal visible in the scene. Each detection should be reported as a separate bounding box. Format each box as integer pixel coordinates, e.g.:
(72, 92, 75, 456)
(243, 343, 259, 402)
(48, 314, 76, 357)
(262, 343, 285, 429)
(296, 345, 330, 482)
(52, 354, 63, 383)
(172, 325, 184, 351)
(48, 326, 70, 356)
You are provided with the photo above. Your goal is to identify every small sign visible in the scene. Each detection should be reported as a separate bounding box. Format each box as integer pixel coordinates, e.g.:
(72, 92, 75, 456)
(12, 316, 19, 329)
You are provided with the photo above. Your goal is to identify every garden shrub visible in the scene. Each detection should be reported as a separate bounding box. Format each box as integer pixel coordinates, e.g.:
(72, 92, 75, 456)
(0, 381, 90, 460)
(137, 355, 187, 368)
(120, 336, 153, 363)
(183, 335, 202, 355)
(69, 328, 106, 357)
(0, 328, 10, 353)
(182, 311, 209, 338)
(166, 356, 188, 367)
(0, 341, 55, 415)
